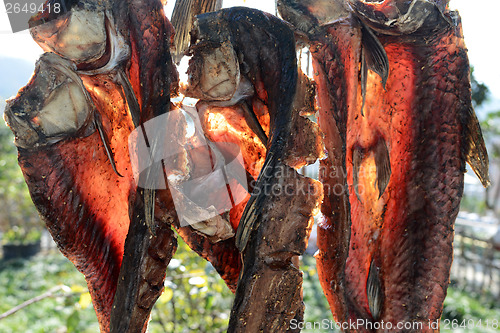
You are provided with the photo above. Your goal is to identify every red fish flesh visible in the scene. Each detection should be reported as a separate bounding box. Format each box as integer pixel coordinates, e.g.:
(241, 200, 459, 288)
(279, 0, 489, 330)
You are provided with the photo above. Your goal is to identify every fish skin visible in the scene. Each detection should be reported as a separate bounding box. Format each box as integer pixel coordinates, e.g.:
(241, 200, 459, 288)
(109, 0, 180, 331)
(309, 16, 361, 326)
(280, 0, 489, 330)
(175, 225, 242, 292)
(125, 0, 178, 122)
(17, 143, 128, 332)
(5, 62, 136, 332)
(344, 12, 485, 330)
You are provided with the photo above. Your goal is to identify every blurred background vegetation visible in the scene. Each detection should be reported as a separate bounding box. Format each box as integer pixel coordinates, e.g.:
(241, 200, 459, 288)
(0, 70, 499, 333)
(0, 120, 41, 245)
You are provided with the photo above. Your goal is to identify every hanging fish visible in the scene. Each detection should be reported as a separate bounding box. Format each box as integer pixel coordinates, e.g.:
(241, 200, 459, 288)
(182, 7, 324, 331)
(8, 0, 179, 331)
(279, 0, 489, 330)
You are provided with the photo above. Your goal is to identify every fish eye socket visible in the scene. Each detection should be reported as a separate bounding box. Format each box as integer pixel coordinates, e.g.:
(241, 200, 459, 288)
(31, 9, 107, 62)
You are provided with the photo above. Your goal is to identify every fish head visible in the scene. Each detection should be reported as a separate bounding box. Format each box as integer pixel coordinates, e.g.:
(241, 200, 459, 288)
(347, 0, 450, 34)
(182, 12, 242, 102)
(29, 0, 129, 73)
(277, 0, 350, 36)
(4, 53, 95, 148)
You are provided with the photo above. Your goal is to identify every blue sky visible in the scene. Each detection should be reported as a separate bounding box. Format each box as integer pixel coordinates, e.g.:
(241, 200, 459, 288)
(0, 0, 499, 100)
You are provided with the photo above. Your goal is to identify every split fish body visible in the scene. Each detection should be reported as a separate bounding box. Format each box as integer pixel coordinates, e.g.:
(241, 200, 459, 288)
(184, 7, 300, 251)
(5, 54, 135, 332)
(184, 7, 324, 332)
(108, 0, 179, 330)
(344, 2, 488, 329)
(8, 0, 180, 331)
(310, 16, 361, 326)
(280, 0, 488, 330)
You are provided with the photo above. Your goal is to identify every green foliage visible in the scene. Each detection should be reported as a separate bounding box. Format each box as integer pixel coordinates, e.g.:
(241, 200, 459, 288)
(442, 288, 500, 332)
(149, 238, 233, 333)
(0, 238, 235, 333)
(0, 252, 99, 333)
(1, 241, 500, 332)
(0, 119, 21, 184)
(460, 193, 487, 215)
(0, 120, 42, 238)
(471, 68, 490, 109)
(2, 226, 41, 245)
(481, 109, 500, 132)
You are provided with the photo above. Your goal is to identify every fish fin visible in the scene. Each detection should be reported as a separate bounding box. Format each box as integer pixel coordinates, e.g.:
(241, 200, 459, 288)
(375, 138, 391, 198)
(171, 0, 222, 63)
(241, 100, 269, 146)
(116, 69, 141, 127)
(353, 139, 391, 201)
(464, 107, 490, 187)
(171, 0, 195, 63)
(144, 188, 157, 236)
(367, 259, 383, 321)
(360, 21, 389, 89)
(235, 151, 278, 252)
(116, 68, 161, 234)
(116, 69, 160, 233)
(94, 111, 124, 178)
(352, 147, 363, 202)
(142, 133, 171, 236)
